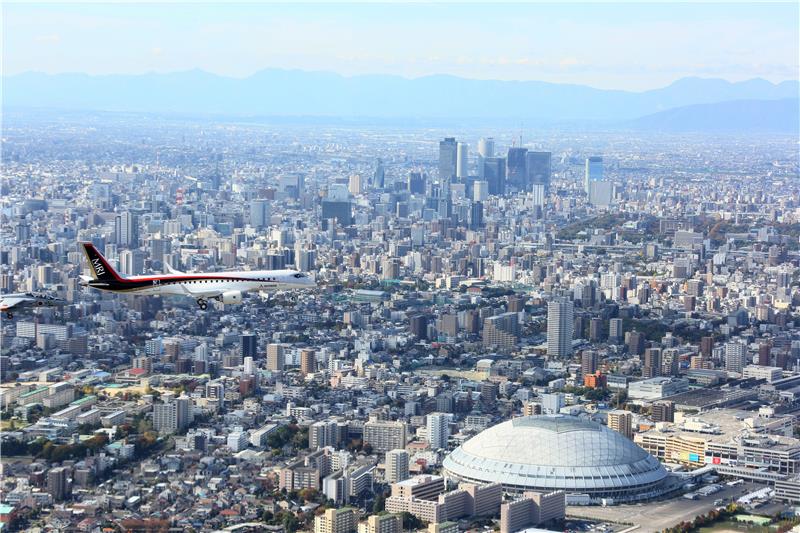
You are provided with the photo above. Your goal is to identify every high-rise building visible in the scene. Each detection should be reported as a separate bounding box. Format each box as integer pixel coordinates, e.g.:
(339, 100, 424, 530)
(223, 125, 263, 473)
(119, 249, 144, 276)
(478, 137, 495, 158)
(47, 466, 71, 501)
(547, 299, 574, 357)
(427, 412, 451, 450)
(249, 199, 271, 228)
(241, 334, 257, 358)
(438, 138, 458, 182)
(627, 331, 646, 356)
(385, 449, 410, 483)
(507, 148, 528, 191)
(301, 349, 316, 376)
(456, 142, 469, 179)
(348, 174, 362, 195)
(700, 336, 714, 357)
(267, 343, 285, 372)
(526, 151, 551, 195)
(584, 156, 603, 193)
(652, 401, 675, 423)
(581, 351, 598, 375)
(643, 348, 662, 378)
(114, 211, 139, 249)
(725, 341, 747, 373)
(409, 314, 429, 340)
(609, 318, 623, 343)
(321, 200, 353, 226)
(483, 312, 520, 349)
(364, 420, 407, 454)
(373, 159, 385, 189)
(153, 396, 193, 434)
(607, 410, 633, 439)
(483, 157, 506, 196)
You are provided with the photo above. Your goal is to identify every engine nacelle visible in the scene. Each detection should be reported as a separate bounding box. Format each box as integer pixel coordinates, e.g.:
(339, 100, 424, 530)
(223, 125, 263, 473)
(220, 290, 243, 305)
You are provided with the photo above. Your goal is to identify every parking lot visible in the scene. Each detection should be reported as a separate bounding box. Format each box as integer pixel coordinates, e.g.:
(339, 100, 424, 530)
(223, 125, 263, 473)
(566, 482, 769, 533)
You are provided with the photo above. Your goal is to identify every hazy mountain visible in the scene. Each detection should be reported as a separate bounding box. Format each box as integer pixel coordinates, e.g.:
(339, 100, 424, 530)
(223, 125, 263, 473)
(3, 69, 798, 124)
(629, 98, 799, 133)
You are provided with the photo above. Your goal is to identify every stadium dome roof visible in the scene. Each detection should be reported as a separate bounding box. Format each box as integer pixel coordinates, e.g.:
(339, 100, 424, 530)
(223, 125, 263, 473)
(442, 415, 669, 503)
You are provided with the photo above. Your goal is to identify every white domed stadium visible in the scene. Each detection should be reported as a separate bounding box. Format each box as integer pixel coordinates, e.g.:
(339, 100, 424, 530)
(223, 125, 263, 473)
(442, 415, 669, 503)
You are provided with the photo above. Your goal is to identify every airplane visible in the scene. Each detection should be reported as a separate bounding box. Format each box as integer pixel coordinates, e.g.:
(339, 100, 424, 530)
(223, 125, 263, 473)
(0, 292, 65, 319)
(79, 242, 316, 310)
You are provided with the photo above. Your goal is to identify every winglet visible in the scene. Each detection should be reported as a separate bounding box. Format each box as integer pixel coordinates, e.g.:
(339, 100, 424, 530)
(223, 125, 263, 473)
(165, 262, 184, 275)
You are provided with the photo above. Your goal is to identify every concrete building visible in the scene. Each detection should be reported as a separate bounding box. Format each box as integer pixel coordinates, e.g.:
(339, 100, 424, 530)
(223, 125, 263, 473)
(500, 491, 566, 533)
(386, 449, 410, 483)
(315, 507, 357, 533)
(364, 420, 407, 454)
(607, 410, 633, 439)
(547, 299, 573, 357)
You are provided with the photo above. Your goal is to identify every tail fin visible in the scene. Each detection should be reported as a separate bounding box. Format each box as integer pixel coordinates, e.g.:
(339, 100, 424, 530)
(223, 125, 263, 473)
(80, 242, 124, 281)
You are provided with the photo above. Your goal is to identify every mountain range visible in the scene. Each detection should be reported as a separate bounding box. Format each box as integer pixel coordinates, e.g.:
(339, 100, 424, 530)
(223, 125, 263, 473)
(3, 69, 798, 131)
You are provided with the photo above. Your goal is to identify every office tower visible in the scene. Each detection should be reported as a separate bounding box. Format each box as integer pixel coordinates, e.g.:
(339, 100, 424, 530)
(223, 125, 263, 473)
(386, 449, 410, 483)
(348, 174, 362, 195)
(243, 356, 256, 375)
(47, 466, 71, 501)
(643, 348, 662, 378)
(507, 147, 528, 191)
(295, 245, 316, 272)
(483, 157, 507, 196)
(469, 201, 484, 230)
(526, 151, 551, 194)
(427, 412, 450, 450)
(241, 334, 257, 358)
(588, 180, 614, 207)
(607, 410, 633, 439)
(362, 513, 403, 533)
(456, 142, 469, 179)
(114, 211, 139, 248)
(725, 341, 747, 373)
(700, 336, 714, 357)
(609, 318, 623, 343)
(547, 299, 574, 357)
(483, 312, 520, 349)
(652, 401, 675, 423)
(267, 343, 285, 372)
(301, 349, 316, 376)
(373, 159, 385, 189)
(363, 420, 407, 453)
(581, 351, 598, 375)
(584, 156, 603, 193)
(249, 199, 270, 228)
(627, 331, 645, 356)
(409, 314, 429, 339)
(407, 171, 426, 194)
(314, 507, 357, 533)
(119, 249, 144, 276)
(474, 180, 489, 202)
(321, 200, 353, 226)
(438, 137, 458, 182)
(541, 393, 564, 415)
(478, 137, 495, 158)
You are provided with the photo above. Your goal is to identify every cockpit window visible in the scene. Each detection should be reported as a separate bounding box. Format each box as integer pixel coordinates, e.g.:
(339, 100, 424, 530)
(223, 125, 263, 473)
(293, 273, 306, 279)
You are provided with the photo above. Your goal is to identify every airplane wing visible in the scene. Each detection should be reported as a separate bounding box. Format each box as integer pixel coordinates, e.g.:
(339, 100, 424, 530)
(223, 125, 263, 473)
(175, 283, 224, 298)
(0, 296, 29, 311)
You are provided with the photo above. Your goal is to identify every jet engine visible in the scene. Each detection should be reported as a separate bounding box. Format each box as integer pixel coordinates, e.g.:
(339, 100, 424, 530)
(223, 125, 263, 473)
(220, 290, 243, 305)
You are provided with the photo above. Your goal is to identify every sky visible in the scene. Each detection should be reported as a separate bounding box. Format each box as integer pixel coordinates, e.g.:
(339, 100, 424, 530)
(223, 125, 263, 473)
(3, 1, 799, 90)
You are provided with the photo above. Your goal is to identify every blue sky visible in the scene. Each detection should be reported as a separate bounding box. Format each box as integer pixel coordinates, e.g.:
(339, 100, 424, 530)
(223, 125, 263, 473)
(3, 2, 798, 90)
